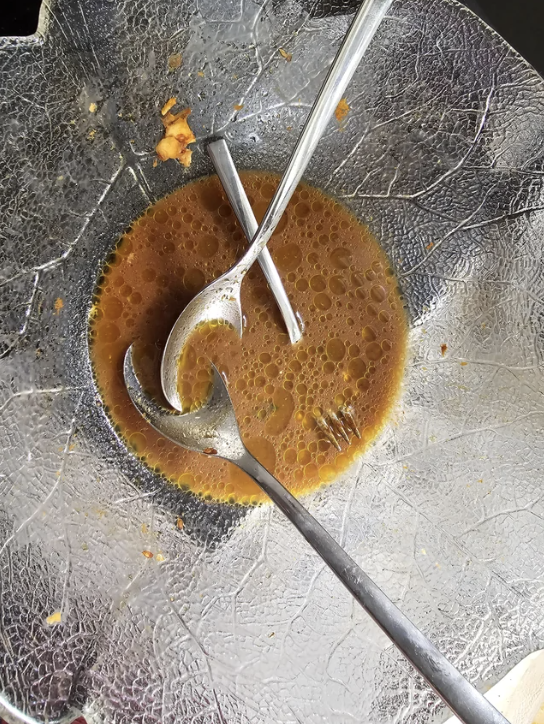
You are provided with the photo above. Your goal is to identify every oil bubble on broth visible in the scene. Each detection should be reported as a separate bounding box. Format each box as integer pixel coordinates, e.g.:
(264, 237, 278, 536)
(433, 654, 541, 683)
(89, 172, 408, 505)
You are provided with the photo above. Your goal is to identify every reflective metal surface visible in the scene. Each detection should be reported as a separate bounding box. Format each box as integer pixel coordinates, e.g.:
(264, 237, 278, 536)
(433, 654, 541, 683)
(125, 348, 510, 724)
(1, 0, 544, 722)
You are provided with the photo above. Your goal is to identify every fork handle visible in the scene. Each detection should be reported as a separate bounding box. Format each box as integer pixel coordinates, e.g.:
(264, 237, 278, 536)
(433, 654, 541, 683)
(236, 451, 510, 724)
(208, 139, 302, 344)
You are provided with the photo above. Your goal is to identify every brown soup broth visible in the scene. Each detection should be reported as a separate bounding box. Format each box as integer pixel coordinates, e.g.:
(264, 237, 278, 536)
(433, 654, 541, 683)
(89, 172, 408, 504)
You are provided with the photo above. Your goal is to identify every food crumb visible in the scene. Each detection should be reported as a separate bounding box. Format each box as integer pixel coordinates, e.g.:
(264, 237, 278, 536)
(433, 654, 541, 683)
(54, 297, 64, 314)
(197, 70, 204, 77)
(176, 517, 184, 530)
(46, 611, 62, 626)
(460, 361, 468, 366)
(161, 97, 177, 116)
(141, 523, 148, 534)
(142, 550, 153, 558)
(233, 103, 244, 111)
(168, 53, 182, 71)
(441, 344, 447, 356)
(156, 99, 195, 167)
(156, 553, 165, 562)
(426, 241, 434, 250)
(89, 102, 97, 113)
(88, 129, 96, 140)
(279, 47, 292, 62)
(335, 98, 350, 123)
(268, 631, 275, 637)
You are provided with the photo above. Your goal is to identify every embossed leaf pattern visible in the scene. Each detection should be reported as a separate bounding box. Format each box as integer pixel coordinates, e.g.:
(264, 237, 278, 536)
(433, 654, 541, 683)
(1, 0, 544, 722)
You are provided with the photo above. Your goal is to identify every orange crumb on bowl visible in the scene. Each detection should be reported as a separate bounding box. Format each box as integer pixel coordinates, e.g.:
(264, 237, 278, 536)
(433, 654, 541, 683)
(233, 103, 244, 111)
(335, 98, 350, 123)
(441, 344, 447, 356)
(46, 611, 62, 625)
(54, 297, 64, 314)
(156, 103, 195, 166)
(142, 550, 153, 558)
(161, 97, 177, 116)
(168, 53, 182, 71)
(178, 149, 193, 167)
(176, 517, 184, 530)
(426, 241, 434, 250)
(156, 136, 182, 161)
(279, 47, 292, 62)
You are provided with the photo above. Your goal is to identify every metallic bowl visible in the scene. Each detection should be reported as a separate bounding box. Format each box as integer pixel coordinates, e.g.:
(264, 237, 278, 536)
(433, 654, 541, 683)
(1, 0, 544, 722)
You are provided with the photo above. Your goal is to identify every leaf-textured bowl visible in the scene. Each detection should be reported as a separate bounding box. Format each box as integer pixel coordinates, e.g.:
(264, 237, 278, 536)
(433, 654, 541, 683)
(1, 0, 544, 722)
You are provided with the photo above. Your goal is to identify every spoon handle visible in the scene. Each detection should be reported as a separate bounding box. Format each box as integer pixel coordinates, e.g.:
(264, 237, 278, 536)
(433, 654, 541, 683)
(208, 139, 302, 344)
(237, 451, 511, 724)
(236, 0, 393, 275)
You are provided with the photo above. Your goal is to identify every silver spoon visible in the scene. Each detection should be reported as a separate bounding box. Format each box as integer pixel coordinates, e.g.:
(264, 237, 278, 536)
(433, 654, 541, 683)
(161, 0, 395, 411)
(124, 346, 510, 724)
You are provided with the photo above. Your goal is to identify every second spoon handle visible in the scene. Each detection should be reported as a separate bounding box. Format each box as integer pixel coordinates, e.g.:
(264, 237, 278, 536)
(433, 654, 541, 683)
(238, 451, 510, 724)
(208, 139, 302, 344)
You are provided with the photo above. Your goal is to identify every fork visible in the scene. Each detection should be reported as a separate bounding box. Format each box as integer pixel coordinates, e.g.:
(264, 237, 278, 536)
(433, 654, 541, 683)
(315, 403, 361, 451)
(123, 347, 510, 724)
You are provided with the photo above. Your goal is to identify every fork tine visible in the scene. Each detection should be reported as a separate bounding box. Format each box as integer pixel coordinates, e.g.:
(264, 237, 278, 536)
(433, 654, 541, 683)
(314, 410, 342, 451)
(327, 409, 350, 443)
(339, 403, 361, 439)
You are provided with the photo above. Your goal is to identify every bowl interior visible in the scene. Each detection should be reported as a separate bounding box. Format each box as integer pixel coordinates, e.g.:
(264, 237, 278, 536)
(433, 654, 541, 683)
(1, 0, 544, 722)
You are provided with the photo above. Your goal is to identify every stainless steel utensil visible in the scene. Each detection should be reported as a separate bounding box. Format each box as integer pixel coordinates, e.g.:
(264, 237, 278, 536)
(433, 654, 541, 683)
(314, 403, 361, 451)
(124, 346, 510, 724)
(208, 139, 303, 345)
(160, 0, 394, 411)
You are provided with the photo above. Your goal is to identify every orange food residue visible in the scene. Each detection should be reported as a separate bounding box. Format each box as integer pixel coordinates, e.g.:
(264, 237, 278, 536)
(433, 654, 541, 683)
(233, 103, 244, 111)
(161, 97, 177, 116)
(441, 344, 447, 356)
(156, 98, 195, 167)
(335, 98, 350, 123)
(89, 172, 408, 505)
(142, 550, 153, 558)
(168, 53, 182, 71)
(279, 48, 292, 62)
(54, 297, 64, 314)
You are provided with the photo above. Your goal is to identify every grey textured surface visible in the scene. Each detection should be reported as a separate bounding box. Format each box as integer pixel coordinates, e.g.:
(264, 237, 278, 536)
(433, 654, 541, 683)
(1, 0, 544, 722)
